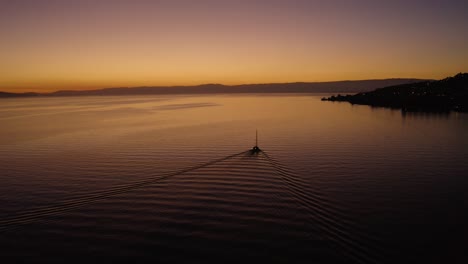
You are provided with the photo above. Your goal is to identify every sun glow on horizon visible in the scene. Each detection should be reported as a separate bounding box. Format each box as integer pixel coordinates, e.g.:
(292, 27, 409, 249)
(1, 1, 467, 93)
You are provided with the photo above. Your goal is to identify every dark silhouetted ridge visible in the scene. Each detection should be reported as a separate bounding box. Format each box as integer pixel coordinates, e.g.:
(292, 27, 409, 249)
(0, 79, 427, 98)
(323, 73, 468, 112)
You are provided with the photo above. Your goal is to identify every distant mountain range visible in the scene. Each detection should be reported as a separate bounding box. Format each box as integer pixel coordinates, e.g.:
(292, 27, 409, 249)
(0, 79, 427, 98)
(322, 73, 468, 112)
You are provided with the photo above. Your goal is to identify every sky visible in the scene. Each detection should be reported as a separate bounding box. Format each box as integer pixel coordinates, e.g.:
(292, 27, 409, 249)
(0, 0, 467, 92)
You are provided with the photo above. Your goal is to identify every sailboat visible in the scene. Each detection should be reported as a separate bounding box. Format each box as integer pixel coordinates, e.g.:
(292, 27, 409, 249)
(251, 130, 261, 153)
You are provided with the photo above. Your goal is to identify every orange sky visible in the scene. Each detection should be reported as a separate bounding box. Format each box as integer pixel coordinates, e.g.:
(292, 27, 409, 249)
(1, 1, 467, 93)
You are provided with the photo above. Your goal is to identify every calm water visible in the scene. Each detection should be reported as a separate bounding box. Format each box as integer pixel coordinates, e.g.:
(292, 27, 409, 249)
(1, 94, 467, 262)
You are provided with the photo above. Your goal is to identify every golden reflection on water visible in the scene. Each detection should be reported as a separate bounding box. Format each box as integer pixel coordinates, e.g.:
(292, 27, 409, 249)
(0, 94, 466, 150)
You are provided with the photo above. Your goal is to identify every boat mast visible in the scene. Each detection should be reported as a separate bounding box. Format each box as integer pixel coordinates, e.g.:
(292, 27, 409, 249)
(256, 129, 258, 147)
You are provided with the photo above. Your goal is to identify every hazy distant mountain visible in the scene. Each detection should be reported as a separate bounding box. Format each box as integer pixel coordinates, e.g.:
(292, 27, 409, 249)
(323, 73, 468, 112)
(0, 91, 39, 98)
(0, 79, 427, 98)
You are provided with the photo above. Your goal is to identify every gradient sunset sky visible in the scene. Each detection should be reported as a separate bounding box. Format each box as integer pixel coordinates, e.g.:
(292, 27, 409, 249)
(1, 0, 467, 92)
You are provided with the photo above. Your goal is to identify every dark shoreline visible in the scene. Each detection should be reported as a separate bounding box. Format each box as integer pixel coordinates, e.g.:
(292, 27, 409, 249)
(322, 73, 468, 113)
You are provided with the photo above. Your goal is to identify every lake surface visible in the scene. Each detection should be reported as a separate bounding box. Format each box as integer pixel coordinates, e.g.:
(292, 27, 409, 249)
(1, 94, 467, 263)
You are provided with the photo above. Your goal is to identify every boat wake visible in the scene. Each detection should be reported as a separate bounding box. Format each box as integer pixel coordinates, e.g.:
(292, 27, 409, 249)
(0, 148, 384, 263)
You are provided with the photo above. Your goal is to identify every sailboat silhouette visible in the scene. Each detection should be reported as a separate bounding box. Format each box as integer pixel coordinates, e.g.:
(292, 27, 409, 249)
(251, 130, 261, 153)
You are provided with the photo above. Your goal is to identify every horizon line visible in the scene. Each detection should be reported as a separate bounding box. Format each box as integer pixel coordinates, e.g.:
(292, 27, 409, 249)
(0, 76, 436, 94)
